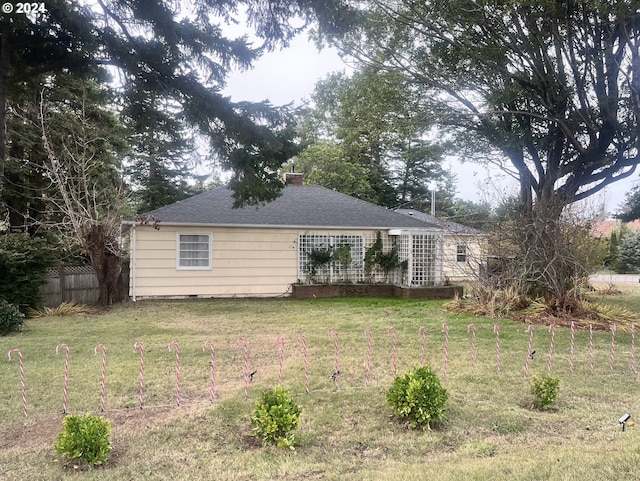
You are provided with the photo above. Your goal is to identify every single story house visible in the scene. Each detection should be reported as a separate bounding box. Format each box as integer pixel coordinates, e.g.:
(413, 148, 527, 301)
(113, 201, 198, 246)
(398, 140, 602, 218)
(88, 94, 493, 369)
(124, 174, 449, 300)
(395, 209, 488, 282)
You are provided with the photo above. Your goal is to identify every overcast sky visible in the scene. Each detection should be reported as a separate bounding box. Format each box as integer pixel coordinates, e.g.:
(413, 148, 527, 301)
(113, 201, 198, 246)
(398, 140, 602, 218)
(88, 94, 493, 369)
(222, 34, 639, 216)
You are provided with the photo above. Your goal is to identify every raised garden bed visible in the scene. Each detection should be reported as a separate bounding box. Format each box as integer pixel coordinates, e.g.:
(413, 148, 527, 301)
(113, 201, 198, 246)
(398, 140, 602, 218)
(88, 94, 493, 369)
(291, 284, 463, 300)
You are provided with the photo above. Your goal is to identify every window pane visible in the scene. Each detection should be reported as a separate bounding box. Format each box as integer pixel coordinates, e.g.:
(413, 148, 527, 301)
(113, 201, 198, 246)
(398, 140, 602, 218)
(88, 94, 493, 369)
(456, 245, 467, 262)
(179, 234, 210, 268)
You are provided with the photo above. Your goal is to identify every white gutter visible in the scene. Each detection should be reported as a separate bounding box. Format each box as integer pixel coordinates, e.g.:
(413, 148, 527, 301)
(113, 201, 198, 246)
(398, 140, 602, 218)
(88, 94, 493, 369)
(131, 224, 137, 302)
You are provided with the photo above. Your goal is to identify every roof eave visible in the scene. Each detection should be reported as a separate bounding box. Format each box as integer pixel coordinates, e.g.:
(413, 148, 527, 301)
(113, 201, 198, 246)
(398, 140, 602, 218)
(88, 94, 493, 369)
(124, 221, 441, 231)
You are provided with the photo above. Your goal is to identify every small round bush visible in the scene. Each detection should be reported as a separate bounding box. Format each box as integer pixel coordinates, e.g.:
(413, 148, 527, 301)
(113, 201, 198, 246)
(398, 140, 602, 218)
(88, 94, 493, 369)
(54, 414, 112, 466)
(387, 366, 448, 429)
(0, 300, 25, 335)
(530, 374, 560, 411)
(250, 387, 301, 449)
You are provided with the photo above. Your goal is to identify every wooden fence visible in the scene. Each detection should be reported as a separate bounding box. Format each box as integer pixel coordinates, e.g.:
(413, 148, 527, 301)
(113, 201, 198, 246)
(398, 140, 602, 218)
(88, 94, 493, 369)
(41, 264, 130, 307)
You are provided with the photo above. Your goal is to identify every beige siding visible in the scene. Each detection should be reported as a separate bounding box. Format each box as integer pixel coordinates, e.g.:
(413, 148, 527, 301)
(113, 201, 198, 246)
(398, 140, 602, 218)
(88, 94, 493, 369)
(131, 226, 299, 298)
(130, 225, 451, 298)
(442, 234, 487, 282)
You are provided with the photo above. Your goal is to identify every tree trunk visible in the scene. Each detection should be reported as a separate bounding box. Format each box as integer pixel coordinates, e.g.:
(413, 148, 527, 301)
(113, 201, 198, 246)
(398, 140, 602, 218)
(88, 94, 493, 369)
(515, 194, 588, 301)
(0, 22, 10, 214)
(85, 224, 123, 306)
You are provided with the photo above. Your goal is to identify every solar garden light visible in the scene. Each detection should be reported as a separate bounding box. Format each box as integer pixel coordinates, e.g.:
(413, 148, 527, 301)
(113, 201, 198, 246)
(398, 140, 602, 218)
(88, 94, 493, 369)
(619, 413, 631, 431)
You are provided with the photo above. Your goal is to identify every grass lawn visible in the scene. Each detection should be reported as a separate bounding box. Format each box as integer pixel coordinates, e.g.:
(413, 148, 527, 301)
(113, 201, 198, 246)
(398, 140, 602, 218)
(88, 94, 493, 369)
(2, 290, 640, 480)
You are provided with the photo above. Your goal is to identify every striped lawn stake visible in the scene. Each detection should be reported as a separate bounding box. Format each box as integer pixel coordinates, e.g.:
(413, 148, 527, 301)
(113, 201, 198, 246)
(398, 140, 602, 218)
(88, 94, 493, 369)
(133, 342, 145, 409)
(632, 325, 637, 376)
(297, 334, 309, 393)
(494, 324, 501, 376)
(236, 337, 249, 400)
(441, 323, 449, 379)
(589, 324, 595, 376)
(275, 336, 285, 385)
(364, 329, 373, 387)
(547, 324, 556, 375)
(569, 322, 575, 375)
(55, 343, 70, 413)
(329, 330, 340, 389)
(524, 325, 534, 378)
(610, 324, 617, 374)
(168, 340, 181, 406)
(419, 326, 427, 367)
(7, 349, 27, 416)
(203, 340, 216, 403)
(387, 326, 398, 377)
(467, 324, 476, 375)
(94, 344, 107, 412)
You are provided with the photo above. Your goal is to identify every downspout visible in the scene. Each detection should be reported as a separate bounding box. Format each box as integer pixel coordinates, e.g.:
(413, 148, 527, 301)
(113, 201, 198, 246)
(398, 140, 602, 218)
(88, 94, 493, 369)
(131, 224, 137, 302)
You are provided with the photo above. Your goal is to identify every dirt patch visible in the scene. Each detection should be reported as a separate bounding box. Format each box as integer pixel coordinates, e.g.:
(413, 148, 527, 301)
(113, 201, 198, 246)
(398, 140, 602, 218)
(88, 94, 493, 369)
(0, 404, 208, 451)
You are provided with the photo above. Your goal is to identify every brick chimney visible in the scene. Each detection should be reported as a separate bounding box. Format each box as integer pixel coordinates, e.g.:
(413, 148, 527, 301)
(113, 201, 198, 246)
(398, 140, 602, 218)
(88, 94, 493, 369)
(284, 172, 303, 185)
(284, 164, 303, 185)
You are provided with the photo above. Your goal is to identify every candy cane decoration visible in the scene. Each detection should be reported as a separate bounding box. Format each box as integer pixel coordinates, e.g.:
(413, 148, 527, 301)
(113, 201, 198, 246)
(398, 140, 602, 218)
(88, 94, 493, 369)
(419, 326, 427, 367)
(547, 324, 556, 375)
(329, 330, 339, 389)
(610, 324, 617, 374)
(569, 322, 575, 375)
(55, 343, 70, 413)
(133, 342, 145, 409)
(387, 326, 398, 377)
(632, 325, 637, 376)
(494, 324, 501, 376)
(467, 324, 476, 375)
(7, 349, 27, 416)
(168, 340, 181, 406)
(589, 324, 594, 376)
(524, 325, 534, 378)
(236, 337, 249, 400)
(364, 329, 373, 387)
(203, 340, 216, 403)
(297, 334, 309, 393)
(94, 344, 107, 412)
(275, 336, 285, 385)
(441, 323, 449, 378)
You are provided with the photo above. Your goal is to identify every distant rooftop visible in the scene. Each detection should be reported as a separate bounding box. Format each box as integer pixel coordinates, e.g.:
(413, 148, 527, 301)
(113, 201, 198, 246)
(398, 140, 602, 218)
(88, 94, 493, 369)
(591, 219, 640, 238)
(135, 185, 440, 230)
(395, 209, 485, 235)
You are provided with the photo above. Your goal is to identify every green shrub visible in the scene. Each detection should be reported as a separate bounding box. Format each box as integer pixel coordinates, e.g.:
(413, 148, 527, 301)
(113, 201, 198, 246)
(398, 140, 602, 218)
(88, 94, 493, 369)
(54, 414, 112, 466)
(530, 374, 560, 411)
(250, 387, 301, 449)
(386, 365, 448, 429)
(0, 233, 55, 310)
(0, 301, 25, 335)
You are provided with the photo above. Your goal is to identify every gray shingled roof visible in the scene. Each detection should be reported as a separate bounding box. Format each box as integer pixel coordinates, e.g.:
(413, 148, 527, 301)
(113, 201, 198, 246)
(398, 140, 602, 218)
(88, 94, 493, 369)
(395, 209, 486, 235)
(138, 185, 439, 229)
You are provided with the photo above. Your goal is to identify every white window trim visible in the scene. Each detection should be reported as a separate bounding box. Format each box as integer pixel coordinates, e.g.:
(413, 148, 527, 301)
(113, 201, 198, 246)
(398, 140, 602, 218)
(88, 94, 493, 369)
(176, 232, 212, 270)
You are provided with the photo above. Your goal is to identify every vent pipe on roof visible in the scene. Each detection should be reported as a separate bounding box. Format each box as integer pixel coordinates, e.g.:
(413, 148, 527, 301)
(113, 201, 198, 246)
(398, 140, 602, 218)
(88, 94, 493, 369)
(431, 188, 436, 216)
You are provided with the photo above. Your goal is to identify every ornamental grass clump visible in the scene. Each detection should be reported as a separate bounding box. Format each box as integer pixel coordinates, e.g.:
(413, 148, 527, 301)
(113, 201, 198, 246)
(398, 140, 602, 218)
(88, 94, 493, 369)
(54, 414, 112, 467)
(387, 366, 448, 429)
(250, 387, 301, 449)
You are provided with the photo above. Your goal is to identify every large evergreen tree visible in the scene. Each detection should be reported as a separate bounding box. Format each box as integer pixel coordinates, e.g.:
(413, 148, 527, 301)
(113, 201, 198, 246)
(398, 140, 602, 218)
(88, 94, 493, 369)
(0, 0, 355, 220)
(616, 186, 640, 222)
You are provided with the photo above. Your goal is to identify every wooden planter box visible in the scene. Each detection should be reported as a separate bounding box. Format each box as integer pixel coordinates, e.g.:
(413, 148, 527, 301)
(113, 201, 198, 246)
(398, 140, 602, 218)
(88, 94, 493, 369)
(291, 284, 463, 300)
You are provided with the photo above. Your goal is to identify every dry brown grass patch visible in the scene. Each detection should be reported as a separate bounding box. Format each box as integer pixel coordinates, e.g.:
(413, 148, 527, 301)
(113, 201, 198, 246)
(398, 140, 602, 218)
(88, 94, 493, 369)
(445, 284, 638, 331)
(28, 302, 97, 318)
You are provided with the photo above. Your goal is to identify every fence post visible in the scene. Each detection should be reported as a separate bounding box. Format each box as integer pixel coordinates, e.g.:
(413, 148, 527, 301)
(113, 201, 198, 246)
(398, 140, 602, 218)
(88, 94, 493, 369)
(59, 264, 66, 304)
